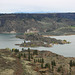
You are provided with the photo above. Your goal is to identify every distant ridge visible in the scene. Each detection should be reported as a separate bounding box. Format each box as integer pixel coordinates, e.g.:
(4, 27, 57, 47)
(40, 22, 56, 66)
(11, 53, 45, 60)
(0, 13, 75, 35)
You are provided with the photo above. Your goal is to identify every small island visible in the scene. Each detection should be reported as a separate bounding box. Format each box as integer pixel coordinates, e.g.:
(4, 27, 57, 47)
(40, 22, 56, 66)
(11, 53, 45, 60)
(16, 33, 70, 47)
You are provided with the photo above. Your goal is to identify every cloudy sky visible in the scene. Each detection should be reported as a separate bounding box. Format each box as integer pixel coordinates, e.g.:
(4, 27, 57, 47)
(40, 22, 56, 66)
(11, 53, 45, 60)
(0, 0, 75, 13)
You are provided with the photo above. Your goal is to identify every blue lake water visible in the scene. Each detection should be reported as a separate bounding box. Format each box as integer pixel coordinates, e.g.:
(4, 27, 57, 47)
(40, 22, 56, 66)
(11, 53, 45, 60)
(0, 33, 75, 57)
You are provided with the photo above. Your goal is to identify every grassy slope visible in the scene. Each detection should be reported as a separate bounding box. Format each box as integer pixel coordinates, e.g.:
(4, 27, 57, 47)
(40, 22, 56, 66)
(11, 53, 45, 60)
(0, 49, 75, 75)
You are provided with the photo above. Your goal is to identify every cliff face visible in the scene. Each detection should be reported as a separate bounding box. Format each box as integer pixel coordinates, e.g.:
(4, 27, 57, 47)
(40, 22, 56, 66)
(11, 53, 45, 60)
(0, 13, 75, 35)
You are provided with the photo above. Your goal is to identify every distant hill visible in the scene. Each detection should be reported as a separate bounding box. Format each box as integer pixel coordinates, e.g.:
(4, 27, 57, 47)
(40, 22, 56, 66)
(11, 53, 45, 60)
(0, 13, 75, 35)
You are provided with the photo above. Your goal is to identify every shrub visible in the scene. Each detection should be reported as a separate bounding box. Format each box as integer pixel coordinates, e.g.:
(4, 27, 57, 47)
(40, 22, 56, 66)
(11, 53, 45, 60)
(57, 65, 62, 72)
(33, 50, 38, 55)
(41, 63, 43, 68)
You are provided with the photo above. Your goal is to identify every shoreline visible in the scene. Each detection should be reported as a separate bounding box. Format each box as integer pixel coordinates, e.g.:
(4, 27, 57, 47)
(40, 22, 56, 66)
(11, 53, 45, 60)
(0, 32, 75, 36)
(42, 34, 75, 37)
(0, 48, 75, 58)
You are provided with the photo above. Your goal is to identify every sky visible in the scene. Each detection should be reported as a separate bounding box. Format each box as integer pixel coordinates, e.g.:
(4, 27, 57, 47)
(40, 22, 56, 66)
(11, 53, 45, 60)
(0, 0, 75, 13)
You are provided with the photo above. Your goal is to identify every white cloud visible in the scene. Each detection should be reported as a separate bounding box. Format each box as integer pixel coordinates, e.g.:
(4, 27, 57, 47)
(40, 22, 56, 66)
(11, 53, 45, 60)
(0, 0, 75, 13)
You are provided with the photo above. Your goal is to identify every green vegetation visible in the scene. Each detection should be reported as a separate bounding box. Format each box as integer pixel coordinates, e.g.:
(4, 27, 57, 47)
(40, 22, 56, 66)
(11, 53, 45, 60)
(51, 60, 56, 66)
(57, 65, 62, 72)
(12, 48, 19, 53)
(24, 53, 26, 58)
(41, 63, 43, 68)
(28, 48, 31, 61)
(31, 54, 33, 59)
(33, 50, 38, 55)
(18, 53, 21, 59)
(69, 60, 75, 67)
(45, 63, 50, 69)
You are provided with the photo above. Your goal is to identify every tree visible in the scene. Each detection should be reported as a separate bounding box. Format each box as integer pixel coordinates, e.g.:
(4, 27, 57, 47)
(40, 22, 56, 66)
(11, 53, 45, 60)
(22, 48, 24, 51)
(18, 54, 21, 59)
(41, 63, 43, 68)
(69, 66, 71, 75)
(24, 53, 26, 58)
(38, 59, 40, 62)
(41, 58, 44, 63)
(45, 63, 50, 69)
(51, 60, 56, 66)
(53, 60, 56, 66)
(40, 58, 42, 63)
(36, 59, 37, 62)
(24, 40, 26, 43)
(12, 48, 15, 52)
(73, 61, 75, 66)
(51, 60, 56, 72)
(14, 49, 19, 53)
(69, 60, 72, 67)
(69, 60, 75, 67)
(31, 54, 33, 59)
(57, 65, 62, 72)
(69, 60, 72, 75)
(33, 50, 38, 55)
(28, 48, 30, 61)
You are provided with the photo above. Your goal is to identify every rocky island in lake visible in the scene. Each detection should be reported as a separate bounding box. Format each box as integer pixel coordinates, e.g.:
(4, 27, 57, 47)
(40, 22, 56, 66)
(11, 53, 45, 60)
(16, 33, 70, 47)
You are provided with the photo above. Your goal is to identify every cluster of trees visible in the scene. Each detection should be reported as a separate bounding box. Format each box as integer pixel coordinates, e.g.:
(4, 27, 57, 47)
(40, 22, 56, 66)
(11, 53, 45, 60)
(69, 60, 75, 67)
(69, 60, 75, 75)
(33, 50, 38, 55)
(51, 60, 56, 72)
(41, 60, 50, 69)
(12, 48, 19, 53)
(34, 58, 56, 71)
(51, 60, 56, 66)
(41, 60, 56, 71)
(57, 65, 63, 72)
(28, 48, 33, 61)
(34, 58, 44, 63)
(18, 53, 26, 59)
(45, 63, 50, 69)
(15, 48, 33, 60)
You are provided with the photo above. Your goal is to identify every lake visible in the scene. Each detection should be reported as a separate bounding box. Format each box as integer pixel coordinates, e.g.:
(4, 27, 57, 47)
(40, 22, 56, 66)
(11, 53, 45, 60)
(0, 33, 75, 57)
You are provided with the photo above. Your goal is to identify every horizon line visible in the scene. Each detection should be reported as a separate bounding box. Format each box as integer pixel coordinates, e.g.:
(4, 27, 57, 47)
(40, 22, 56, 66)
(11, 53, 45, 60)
(0, 11, 75, 14)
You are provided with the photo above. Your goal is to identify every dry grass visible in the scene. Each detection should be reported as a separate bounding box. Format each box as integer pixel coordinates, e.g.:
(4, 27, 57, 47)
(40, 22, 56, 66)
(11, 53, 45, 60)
(21, 60, 38, 75)
(2, 56, 16, 62)
(0, 69, 14, 75)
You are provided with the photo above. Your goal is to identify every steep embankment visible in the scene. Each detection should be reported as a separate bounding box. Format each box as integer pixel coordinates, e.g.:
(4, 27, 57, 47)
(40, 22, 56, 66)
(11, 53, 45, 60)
(0, 13, 75, 35)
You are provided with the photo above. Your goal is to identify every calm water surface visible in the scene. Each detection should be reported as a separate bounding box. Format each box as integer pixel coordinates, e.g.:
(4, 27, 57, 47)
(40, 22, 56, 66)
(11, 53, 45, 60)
(0, 34, 75, 57)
